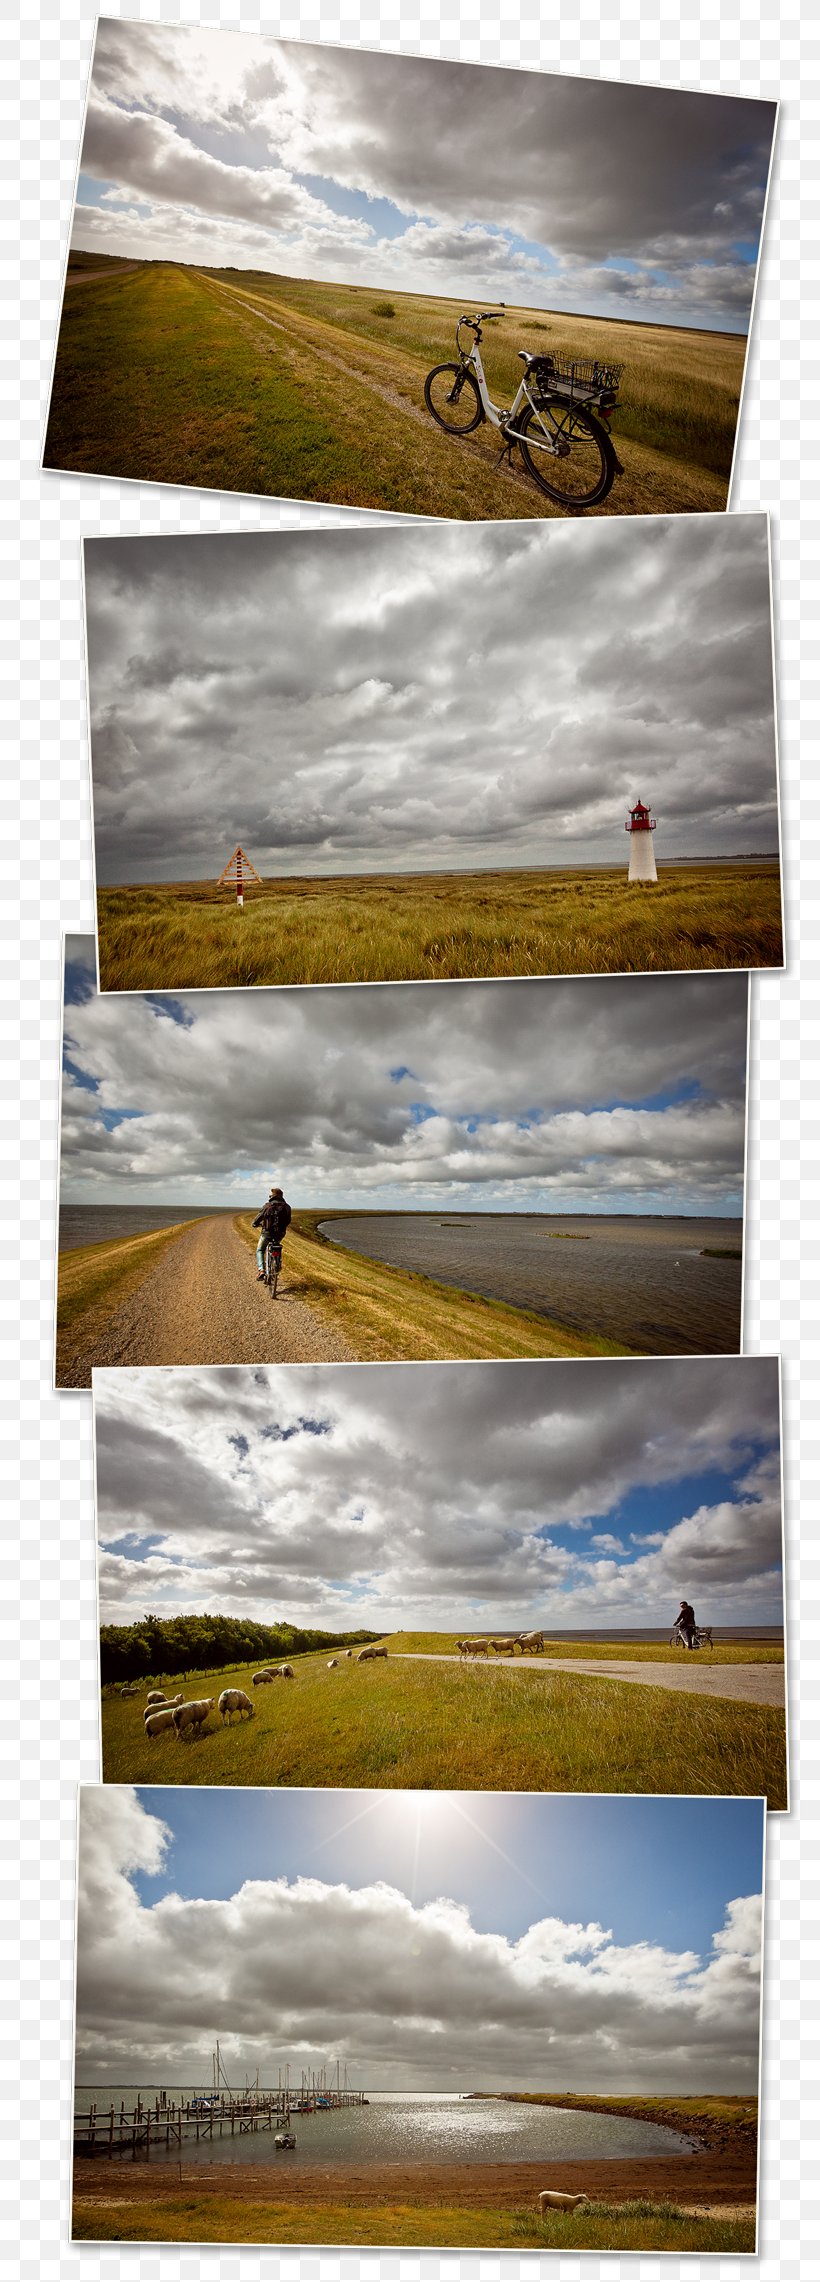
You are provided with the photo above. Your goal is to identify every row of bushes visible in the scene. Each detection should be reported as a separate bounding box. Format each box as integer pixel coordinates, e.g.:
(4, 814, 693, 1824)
(100, 1611, 380, 1685)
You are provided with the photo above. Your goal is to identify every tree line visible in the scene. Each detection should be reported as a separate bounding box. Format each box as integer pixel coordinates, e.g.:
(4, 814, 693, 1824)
(99, 1611, 381, 1685)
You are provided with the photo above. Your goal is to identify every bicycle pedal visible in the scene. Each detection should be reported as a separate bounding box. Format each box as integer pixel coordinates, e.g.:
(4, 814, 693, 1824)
(495, 439, 516, 469)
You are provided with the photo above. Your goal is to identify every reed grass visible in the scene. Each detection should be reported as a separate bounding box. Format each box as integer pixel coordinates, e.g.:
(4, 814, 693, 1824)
(95, 864, 783, 992)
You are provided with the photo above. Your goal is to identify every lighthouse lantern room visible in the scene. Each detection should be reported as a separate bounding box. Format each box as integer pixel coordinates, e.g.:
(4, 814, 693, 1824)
(625, 798, 658, 883)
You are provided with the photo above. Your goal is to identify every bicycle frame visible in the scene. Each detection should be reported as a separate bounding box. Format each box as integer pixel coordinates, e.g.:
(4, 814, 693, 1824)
(461, 340, 586, 459)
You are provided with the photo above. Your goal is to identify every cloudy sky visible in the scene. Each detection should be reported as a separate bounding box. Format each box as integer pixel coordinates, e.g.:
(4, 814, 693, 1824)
(75, 1786, 764, 2090)
(61, 939, 748, 1212)
(68, 24, 775, 330)
(85, 518, 780, 885)
(94, 1357, 783, 1634)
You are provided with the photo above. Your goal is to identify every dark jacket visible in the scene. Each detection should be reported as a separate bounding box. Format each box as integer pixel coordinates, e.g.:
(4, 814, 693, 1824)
(678, 1603, 695, 1630)
(253, 1197, 292, 1241)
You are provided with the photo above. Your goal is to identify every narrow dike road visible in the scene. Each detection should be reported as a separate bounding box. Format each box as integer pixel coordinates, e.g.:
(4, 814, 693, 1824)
(394, 1653, 785, 1708)
(66, 1216, 353, 1379)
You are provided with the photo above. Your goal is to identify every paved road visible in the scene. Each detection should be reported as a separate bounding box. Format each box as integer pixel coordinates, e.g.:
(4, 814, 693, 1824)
(395, 1652, 785, 1708)
(64, 1215, 353, 1381)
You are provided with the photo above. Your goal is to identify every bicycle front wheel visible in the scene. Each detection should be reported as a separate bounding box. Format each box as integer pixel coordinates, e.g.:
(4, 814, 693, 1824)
(517, 394, 615, 509)
(424, 363, 484, 435)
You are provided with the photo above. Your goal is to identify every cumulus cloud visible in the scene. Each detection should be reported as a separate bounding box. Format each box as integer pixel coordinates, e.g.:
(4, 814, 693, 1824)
(93, 1355, 783, 1631)
(61, 945, 748, 1213)
(75, 1789, 763, 2090)
(69, 21, 775, 327)
(84, 518, 780, 884)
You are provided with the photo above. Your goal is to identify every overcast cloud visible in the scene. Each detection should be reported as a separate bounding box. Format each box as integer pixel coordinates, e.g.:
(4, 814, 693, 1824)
(85, 518, 780, 884)
(68, 23, 776, 328)
(76, 1787, 763, 2091)
(94, 1356, 783, 1631)
(61, 941, 748, 1211)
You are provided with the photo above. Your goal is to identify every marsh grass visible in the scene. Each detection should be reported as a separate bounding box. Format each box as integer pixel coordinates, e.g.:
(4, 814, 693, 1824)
(71, 2192, 755, 2250)
(45, 260, 743, 515)
(100, 1643, 787, 1804)
(95, 864, 783, 993)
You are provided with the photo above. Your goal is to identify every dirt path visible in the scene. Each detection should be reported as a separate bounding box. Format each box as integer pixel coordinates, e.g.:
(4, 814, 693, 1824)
(66, 1217, 353, 1377)
(397, 1652, 785, 1708)
(65, 263, 141, 286)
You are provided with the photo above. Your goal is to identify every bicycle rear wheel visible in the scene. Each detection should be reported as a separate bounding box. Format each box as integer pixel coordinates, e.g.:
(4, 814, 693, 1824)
(516, 394, 615, 508)
(424, 363, 484, 435)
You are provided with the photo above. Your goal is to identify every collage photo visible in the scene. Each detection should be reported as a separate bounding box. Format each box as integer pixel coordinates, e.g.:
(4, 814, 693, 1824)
(8, 6, 812, 2272)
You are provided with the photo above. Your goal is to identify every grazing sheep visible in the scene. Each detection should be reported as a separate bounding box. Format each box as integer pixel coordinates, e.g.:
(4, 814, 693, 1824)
(145, 1691, 167, 1706)
(538, 2191, 589, 2214)
(173, 1697, 215, 1740)
(356, 1644, 388, 1663)
(252, 1670, 275, 1685)
(327, 1658, 338, 1669)
(218, 1688, 254, 1725)
(119, 1683, 140, 1696)
(143, 1694, 182, 1721)
(144, 1707, 177, 1739)
(274, 1663, 295, 1680)
(345, 1650, 352, 1659)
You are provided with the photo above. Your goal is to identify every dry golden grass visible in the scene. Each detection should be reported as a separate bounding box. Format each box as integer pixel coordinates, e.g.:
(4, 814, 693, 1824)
(71, 2191, 755, 2250)
(96, 863, 784, 992)
(45, 261, 743, 516)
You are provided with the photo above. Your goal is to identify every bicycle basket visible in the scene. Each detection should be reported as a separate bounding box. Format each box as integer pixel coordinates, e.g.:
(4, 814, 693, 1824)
(529, 351, 624, 400)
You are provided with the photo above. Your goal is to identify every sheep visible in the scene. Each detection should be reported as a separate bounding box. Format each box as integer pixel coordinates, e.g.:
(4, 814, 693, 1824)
(119, 1683, 140, 1697)
(252, 1670, 275, 1685)
(491, 1637, 519, 1655)
(517, 1631, 546, 1653)
(173, 1697, 215, 1740)
(218, 1688, 254, 1725)
(537, 2191, 589, 2214)
(461, 1638, 489, 1657)
(327, 1658, 338, 1669)
(143, 1694, 182, 1721)
(356, 1644, 388, 1663)
(345, 1650, 352, 1659)
(145, 1690, 168, 1706)
(144, 1707, 177, 1739)
(274, 1664, 295, 1680)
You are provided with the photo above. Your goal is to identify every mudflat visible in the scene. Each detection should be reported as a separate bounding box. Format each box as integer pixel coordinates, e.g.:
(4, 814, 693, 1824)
(73, 2148, 755, 2210)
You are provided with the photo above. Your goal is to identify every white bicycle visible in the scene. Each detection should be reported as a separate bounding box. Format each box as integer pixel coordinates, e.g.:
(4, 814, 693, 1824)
(424, 309, 624, 510)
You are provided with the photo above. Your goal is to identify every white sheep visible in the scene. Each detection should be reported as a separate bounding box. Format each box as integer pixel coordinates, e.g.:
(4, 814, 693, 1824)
(252, 1670, 274, 1685)
(145, 1690, 167, 1706)
(462, 1638, 489, 1657)
(143, 1694, 182, 1721)
(345, 1650, 352, 1659)
(356, 1644, 388, 1663)
(218, 1688, 254, 1724)
(173, 1697, 215, 1740)
(327, 1658, 338, 1669)
(144, 1707, 177, 1738)
(491, 1637, 519, 1655)
(518, 1631, 546, 1653)
(274, 1664, 295, 1680)
(538, 2191, 589, 2214)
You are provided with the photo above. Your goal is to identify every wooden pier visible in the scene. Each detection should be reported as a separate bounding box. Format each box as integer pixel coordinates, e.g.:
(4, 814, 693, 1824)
(74, 2063, 367, 2161)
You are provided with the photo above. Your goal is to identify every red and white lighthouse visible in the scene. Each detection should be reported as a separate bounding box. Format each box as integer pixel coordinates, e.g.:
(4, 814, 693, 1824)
(625, 798, 657, 883)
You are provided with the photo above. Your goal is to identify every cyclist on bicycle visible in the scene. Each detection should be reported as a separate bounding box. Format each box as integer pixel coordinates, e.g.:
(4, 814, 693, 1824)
(253, 1186, 292, 1280)
(676, 1598, 697, 1650)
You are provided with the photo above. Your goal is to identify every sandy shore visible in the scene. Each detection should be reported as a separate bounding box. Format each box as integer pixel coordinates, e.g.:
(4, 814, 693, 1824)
(73, 2149, 756, 2212)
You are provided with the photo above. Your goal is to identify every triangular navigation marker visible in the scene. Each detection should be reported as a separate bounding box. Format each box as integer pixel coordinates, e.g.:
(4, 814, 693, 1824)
(216, 846, 263, 908)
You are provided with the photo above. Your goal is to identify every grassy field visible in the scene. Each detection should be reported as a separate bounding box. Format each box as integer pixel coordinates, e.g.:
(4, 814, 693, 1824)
(44, 257, 745, 516)
(95, 863, 784, 992)
(236, 1213, 631, 1361)
(390, 1629, 784, 1664)
(72, 2190, 755, 2250)
(100, 1639, 787, 1804)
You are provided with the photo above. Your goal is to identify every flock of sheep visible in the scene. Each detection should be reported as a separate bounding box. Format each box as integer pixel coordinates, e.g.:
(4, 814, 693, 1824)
(457, 1632, 547, 1656)
(119, 1645, 391, 1742)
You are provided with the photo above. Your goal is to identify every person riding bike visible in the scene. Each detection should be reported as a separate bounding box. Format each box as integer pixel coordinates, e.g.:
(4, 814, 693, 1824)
(676, 1599, 697, 1650)
(253, 1186, 292, 1280)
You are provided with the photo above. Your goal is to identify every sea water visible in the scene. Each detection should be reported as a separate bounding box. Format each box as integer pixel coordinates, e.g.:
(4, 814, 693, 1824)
(73, 2088, 695, 2170)
(321, 1214, 743, 1355)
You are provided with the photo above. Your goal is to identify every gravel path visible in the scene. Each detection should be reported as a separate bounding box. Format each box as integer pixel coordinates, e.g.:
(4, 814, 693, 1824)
(396, 1653, 785, 1708)
(67, 1216, 353, 1377)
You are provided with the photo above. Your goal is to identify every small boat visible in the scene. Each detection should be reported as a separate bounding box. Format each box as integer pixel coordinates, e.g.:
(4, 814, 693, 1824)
(275, 2132, 297, 2149)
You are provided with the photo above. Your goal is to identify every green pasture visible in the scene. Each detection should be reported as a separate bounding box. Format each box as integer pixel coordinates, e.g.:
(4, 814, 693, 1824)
(101, 1640, 787, 1805)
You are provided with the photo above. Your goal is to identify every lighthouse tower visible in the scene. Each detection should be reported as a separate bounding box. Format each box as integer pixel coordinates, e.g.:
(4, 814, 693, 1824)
(625, 798, 657, 882)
